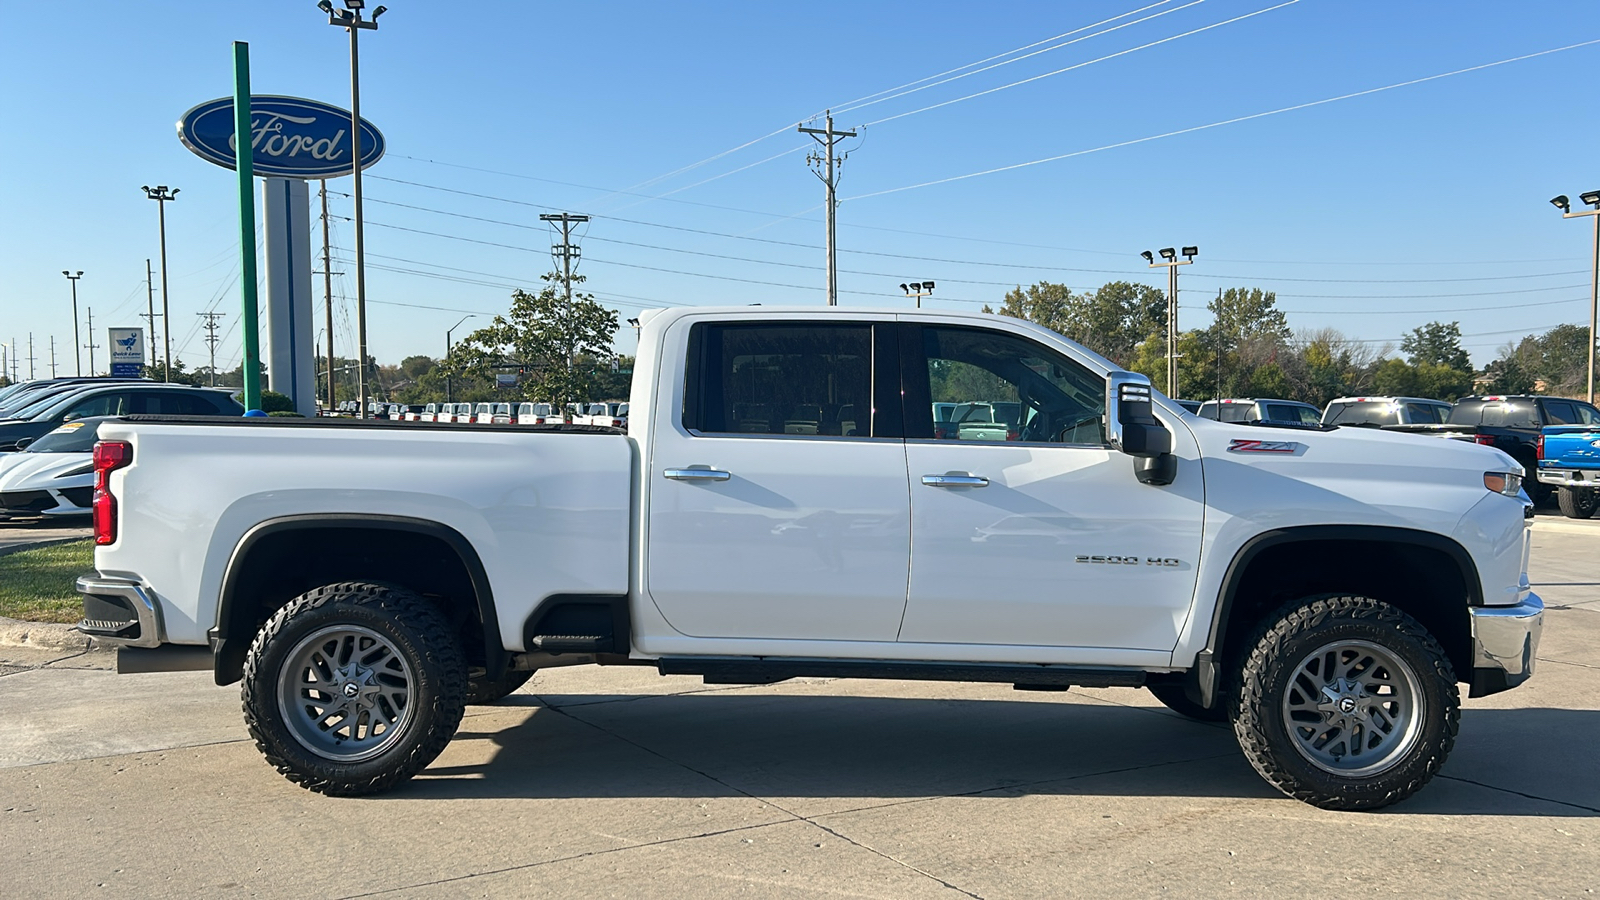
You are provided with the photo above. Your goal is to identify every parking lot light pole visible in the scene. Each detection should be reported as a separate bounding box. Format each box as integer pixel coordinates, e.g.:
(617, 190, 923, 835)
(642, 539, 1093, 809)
(900, 281, 934, 308)
(321, 0, 385, 417)
(61, 271, 83, 376)
(141, 185, 179, 382)
(1551, 193, 1600, 404)
(445, 314, 473, 403)
(1141, 246, 1197, 399)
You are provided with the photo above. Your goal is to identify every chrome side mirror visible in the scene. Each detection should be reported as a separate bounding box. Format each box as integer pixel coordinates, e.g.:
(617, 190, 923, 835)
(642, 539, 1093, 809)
(1105, 371, 1176, 485)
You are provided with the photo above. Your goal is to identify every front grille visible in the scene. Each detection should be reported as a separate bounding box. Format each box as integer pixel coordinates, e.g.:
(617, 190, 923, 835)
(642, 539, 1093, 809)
(0, 490, 58, 513)
(58, 487, 93, 509)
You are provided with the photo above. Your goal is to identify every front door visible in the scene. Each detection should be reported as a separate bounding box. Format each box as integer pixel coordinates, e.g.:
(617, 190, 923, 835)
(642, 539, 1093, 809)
(645, 319, 910, 642)
(898, 323, 1206, 653)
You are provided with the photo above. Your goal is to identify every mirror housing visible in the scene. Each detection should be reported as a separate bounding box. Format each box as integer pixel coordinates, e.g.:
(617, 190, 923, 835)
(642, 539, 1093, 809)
(1105, 371, 1176, 485)
(13, 437, 33, 450)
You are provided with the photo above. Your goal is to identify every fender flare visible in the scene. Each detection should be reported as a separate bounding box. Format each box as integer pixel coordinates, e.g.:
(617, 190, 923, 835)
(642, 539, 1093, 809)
(1192, 524, 1482, 706)
(211, 513, 504, 685)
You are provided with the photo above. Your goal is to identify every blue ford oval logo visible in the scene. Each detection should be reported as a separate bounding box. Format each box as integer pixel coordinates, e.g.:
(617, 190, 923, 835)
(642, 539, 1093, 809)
(177, 95, 384, 179)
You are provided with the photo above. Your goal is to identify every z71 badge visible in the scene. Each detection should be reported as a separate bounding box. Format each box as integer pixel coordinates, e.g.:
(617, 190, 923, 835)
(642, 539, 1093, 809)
(1228, 439, 1301, 453)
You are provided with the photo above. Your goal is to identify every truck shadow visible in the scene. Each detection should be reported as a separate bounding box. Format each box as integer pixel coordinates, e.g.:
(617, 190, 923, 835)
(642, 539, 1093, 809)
(399, 693, 1598, 816)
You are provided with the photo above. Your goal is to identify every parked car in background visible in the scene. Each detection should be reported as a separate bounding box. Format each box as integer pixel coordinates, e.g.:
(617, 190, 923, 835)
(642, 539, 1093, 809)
(579, 402, 628, 428)
(0, 378, 146, 419)
(486, 403, 514, 425)
(471, 403, 495, 424)
(1538, 421, 1600, 518)
(516, 402, 559, 425)
(1195, 398, 1322, 427)
(1392, 395, 1600, 504)
(1322, 396, 1452, 428)
(0, 384, 243, 452)
(1175, 399, 1202, 414)
(399, 405, 427, 422)
(0, 416, 115, 517)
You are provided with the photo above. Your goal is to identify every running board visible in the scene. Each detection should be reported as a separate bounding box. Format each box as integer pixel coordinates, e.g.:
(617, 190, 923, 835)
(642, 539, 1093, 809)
(656, 657, 1147, 690)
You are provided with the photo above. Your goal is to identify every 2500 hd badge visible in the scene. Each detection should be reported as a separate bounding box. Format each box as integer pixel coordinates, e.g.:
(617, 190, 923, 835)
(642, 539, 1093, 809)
(1076, 555, 1182, 566)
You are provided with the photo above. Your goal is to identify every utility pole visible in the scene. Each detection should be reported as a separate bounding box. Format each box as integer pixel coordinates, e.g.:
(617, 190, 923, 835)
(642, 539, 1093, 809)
(142, 185, 179, 382)
(321, 0, 386, 419)
(540, 212, 590, 380)
(799, 110, 856, 306)
(1141, 246, 1198, 399)
(84, 308, 99, 376)
(196, 312, 226, 385)
(143, 259, 159, 370)
(27, 333, 36, 380)
(62, 271, 83, 376)
(316, 180, 342, 411)
(49, 336, 57, 378)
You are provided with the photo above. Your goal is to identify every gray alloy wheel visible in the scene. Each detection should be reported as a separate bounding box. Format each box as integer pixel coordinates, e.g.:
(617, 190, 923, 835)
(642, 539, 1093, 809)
(1280, 638, 1424, 777)
(276, 624, 418, 762)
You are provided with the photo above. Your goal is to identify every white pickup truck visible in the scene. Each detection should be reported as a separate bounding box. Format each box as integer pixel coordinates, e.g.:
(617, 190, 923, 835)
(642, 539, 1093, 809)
(77, 306, 1542, 809)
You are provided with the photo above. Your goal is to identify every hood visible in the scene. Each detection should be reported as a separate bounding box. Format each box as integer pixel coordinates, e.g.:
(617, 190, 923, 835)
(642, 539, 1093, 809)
(0, 450, 94, 492)
(1183, 416, 1517, 472)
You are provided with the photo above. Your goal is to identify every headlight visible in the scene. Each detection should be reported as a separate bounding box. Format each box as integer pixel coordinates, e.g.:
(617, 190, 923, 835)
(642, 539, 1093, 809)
(1484, 471, 1523, 497)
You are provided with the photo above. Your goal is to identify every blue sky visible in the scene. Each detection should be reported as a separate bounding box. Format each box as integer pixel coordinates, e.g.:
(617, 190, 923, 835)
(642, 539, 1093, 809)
(3, 0, 1598, 377)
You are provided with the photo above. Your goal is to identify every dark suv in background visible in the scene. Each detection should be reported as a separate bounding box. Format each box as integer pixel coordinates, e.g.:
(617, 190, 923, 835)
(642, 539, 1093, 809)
(0, 384, 243, 451)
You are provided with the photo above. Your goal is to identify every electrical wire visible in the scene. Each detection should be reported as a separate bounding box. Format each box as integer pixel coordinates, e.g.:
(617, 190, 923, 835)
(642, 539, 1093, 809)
(845, 37, 1600, 201)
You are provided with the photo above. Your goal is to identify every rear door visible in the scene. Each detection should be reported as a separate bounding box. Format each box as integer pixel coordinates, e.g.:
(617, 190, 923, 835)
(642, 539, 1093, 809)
(645, 318, 910, 642)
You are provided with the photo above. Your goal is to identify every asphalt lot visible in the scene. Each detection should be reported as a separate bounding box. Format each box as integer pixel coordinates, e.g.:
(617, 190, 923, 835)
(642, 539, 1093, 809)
(1, 520, 1596, 899)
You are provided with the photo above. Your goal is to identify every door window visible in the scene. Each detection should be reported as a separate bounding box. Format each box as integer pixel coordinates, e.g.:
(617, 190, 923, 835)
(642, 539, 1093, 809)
(1576, 403, 1600, 426)
(61, 392, 126, 420)
(684, 323, 877, 437)
(912, 326, 1104, 445)
(1543, 399, 1580, 425)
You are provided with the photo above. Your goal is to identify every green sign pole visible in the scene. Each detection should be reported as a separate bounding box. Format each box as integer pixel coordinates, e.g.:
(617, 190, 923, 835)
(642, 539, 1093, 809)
(233, 41, 262, 412)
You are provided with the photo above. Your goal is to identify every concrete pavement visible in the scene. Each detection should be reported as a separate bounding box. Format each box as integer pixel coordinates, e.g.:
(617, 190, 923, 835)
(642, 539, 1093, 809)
(0, 532, 1595, 898)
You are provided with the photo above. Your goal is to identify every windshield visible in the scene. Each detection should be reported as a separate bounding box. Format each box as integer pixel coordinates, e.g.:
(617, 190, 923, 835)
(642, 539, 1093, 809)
(25, 419, 102, 453)
(6, 386, 89, 421)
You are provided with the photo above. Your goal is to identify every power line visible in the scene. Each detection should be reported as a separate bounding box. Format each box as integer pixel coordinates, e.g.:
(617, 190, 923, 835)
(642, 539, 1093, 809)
(845, 36, 1600, 201)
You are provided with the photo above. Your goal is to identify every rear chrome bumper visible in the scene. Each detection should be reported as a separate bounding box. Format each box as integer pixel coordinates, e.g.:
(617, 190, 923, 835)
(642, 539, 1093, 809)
(1468, 592, 1543, 697)
(74, 575, 164, 649)
(1537, 467, 1599, 486)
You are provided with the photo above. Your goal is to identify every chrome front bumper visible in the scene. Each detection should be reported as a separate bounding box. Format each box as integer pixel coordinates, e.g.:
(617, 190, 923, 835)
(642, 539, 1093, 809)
(1468, 592, 1543, 697)
(75, 575, 164, 649)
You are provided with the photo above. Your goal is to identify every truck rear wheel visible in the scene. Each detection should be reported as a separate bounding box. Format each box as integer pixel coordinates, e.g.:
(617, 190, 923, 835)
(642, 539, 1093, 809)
(1233, 595, 1458, 810)
(1558, 486, 1598, 519)
(242, 581, 467, 796)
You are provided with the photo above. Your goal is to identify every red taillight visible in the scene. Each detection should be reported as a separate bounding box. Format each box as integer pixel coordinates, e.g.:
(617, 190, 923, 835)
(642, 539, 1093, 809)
(92, 440, 133, 546)
(1474, 435, 1496, 447)
(1537, 434, 1545, 460)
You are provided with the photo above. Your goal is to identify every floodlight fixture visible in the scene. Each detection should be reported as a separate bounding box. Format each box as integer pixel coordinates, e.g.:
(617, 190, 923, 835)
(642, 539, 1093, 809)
(1582, 190, 1600, 209)
(1158, 247, 1176, 261)
(924, 280, 934, 292)
(1181, 246, 1198, 259)
(318, 0, 333, 11)
(900, 283, 909, 293)
(372, 5, 386, 18)
(1551, 195, 1571, 213)
(343, 0, 364, 9)
(1140, 250, 1154, 264)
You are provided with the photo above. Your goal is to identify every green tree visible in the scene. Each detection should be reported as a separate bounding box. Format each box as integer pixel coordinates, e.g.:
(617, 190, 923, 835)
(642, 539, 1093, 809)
(1401, 321, 1471, 372)
(1372, 358, 1421, 396)
(445, 272, 619, 406)
(1481, 355, 1535, 395)
(144, 358, 203, 385)
(1209, 287, 1291, 345)
(990, 280, 1165, 368)
(399, 355, 436, 380)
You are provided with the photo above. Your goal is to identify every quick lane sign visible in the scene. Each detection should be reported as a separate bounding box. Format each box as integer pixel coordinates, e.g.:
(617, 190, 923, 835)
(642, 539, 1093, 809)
(108, 328, 144, 377)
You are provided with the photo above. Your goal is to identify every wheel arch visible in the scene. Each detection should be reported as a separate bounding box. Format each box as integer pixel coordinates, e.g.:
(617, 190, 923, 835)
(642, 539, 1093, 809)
(1194, 525, 1480, 706)
(212, 514, 503, 686)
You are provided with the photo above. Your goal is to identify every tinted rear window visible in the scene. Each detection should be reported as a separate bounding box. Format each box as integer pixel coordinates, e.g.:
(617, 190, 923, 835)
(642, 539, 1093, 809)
(1324, 401, 1399, 427)
(1448, 400, 1537, 429)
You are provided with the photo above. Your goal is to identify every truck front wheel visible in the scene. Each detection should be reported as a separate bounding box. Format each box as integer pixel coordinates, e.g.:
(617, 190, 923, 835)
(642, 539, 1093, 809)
(1233, 595, 1459, 810)
(242, 581, 467, 796)
(1558, 486, 1598, 519)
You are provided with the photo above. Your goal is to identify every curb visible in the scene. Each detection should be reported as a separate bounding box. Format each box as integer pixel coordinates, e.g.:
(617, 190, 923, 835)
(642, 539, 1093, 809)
(0, 616, 95, 652)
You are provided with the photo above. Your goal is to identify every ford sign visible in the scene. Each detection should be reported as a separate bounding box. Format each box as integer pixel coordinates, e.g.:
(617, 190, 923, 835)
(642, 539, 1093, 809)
(177, 95, 384, 179)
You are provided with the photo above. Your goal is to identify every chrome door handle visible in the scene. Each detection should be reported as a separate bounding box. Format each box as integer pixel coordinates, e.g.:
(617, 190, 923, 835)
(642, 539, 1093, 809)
(665, 467, 731, 482)
(921, 474, 989, 487)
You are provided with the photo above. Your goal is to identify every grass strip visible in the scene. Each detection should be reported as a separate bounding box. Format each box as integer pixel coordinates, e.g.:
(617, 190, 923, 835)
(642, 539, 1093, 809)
(0, 539, 93, 624)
